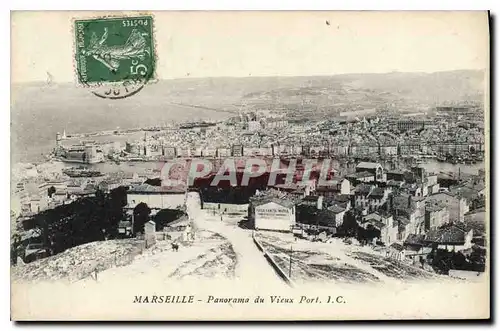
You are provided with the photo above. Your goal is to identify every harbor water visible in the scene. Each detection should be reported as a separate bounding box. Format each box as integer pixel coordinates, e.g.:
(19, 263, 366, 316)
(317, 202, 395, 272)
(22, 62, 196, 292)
(84, 158, 485, 178)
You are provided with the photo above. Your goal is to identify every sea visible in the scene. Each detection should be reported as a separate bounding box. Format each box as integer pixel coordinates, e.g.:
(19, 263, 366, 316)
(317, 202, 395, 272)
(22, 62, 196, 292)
(11, 83, 233, 164)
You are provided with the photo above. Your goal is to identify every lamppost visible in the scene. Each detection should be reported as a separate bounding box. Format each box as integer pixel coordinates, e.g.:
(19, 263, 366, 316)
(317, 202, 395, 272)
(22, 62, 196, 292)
(289, 244, 293, 278)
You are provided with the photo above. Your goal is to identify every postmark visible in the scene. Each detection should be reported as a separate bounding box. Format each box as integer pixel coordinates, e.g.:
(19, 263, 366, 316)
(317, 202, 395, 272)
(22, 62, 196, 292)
(74, 15, 156, 98)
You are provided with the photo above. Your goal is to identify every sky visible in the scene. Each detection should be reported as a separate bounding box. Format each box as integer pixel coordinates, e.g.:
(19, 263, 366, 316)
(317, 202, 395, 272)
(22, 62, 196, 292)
(11, 11, 489, 83)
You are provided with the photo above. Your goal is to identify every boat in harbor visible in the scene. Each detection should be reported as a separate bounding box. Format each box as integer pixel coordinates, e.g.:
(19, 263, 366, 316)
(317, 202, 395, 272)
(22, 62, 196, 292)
(62, 166, 104, 178)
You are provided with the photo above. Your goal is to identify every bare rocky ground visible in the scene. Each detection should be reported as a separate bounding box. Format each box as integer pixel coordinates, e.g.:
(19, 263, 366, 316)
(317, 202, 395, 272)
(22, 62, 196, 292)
(255, 232, 442, 284)
(11, 239, 145, 283)
(11, 229, 237, 283)
(168, 241, 236, 280)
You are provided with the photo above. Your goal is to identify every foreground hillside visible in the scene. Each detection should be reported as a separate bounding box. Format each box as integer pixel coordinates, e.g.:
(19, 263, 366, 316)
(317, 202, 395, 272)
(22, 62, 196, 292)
(256, 232, 443, 285)
(11, 230, 237, 283)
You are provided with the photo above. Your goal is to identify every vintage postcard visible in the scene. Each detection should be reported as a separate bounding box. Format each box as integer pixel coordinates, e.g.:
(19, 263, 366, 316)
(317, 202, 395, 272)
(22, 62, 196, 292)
(10, 11, 490, 320)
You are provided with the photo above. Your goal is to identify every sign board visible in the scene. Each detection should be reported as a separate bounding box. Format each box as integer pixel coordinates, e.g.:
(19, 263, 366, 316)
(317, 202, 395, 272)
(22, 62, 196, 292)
(255, 202, 291, 221)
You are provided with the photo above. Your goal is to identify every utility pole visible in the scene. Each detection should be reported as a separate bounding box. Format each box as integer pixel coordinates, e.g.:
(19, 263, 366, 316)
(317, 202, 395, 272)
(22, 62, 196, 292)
(131, 213, 135, 237)
(289, 244, 293, 278)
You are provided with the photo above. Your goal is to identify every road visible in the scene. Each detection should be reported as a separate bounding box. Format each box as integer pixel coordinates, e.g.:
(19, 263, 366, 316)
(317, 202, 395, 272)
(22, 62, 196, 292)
(186, 192, 286, 289)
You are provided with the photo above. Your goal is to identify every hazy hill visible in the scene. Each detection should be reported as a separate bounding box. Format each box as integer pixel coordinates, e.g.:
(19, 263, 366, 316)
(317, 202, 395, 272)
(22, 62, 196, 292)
(241, 70, 486, 104)
(338, 70, 486, 103)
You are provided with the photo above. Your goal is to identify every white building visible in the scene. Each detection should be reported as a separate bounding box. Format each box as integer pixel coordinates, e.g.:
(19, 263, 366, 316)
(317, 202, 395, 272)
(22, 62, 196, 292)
(361, 212, 398, 245)
(250, 198, 296, 232)
(316, 177, 350, 196)
(127, 184, 186, 210)
(425, 224, 474, 252)
(427, 192, 469, 222)
(248, 120, 262, 132)
(355, 162, 384, 182)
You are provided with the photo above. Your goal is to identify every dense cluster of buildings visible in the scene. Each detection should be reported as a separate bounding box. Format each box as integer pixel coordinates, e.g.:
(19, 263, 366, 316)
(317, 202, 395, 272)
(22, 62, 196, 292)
(103, 155, 487, 259)
(46, 103, 484, 169)
(240, 161, 485, 256)
(11, 167, 157, 225)
(113, 104, 484, 163)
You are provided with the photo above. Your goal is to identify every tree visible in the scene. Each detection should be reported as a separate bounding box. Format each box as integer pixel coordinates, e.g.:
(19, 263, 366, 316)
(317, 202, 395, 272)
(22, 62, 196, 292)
(153, 208, 186, 231)
(133, 202, 151, 234)
(22, 188, 132, 256)
(339, 210, 358, 237)
(47, 186, 56, 198)
(95, 187, 106, 202)
(10, 233, 22, 266)
(471, 196, 485, 210)
(109, 186, 128, 208)
(144, 178, 162, 186)
(360, 224, 380, 243)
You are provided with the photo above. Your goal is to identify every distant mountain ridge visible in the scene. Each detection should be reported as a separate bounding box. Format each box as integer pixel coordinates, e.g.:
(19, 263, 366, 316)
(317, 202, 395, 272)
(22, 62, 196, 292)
(12, 69, 486, 97)
(239, 70, 486, 102)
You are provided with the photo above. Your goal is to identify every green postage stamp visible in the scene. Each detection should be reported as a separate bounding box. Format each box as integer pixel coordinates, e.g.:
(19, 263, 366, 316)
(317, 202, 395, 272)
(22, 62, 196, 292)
(74, 15, 155, 86)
